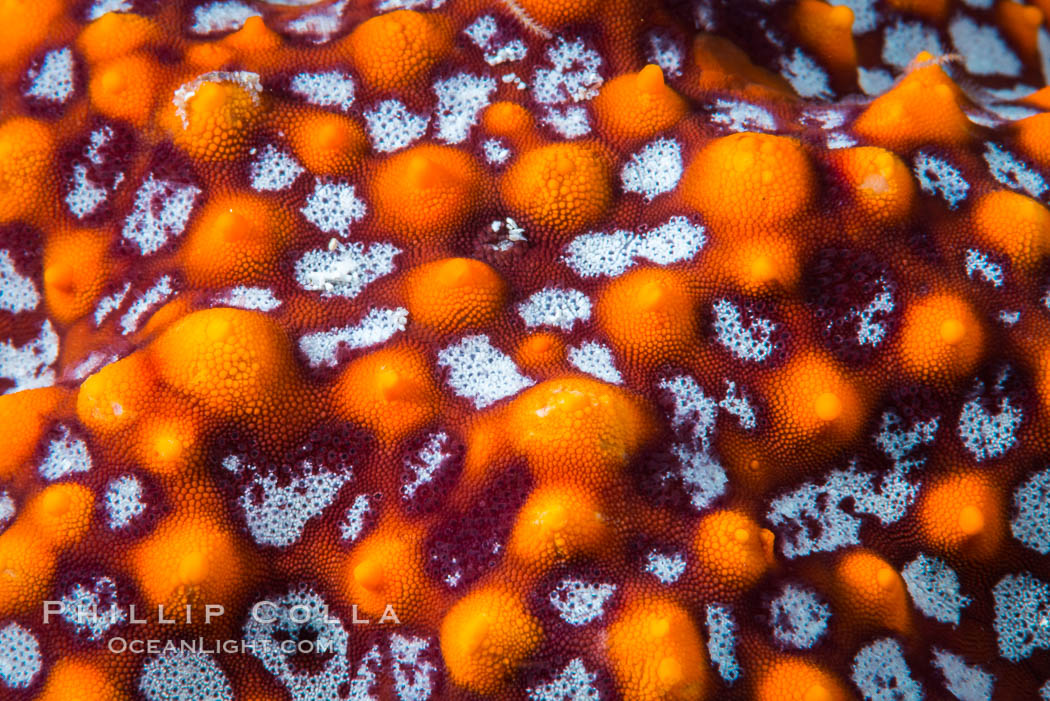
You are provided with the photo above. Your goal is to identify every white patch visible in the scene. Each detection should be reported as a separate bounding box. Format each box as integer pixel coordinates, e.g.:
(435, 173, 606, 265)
(290, 71, 355, 112)
(0, 250, 39, 313)
(532, 37, 603, 105)
(105, 475, 147, 530)
(482, 138, 511, 165)
(1041, 27, 1050, 87)
(549, 579, 616, 626)
(140, 649, 233, 701)
(39, 425, 92, 480)
(562, 216, 706, 278)
(541, 105, 592, 138)
(403, 432, 450, 501)
(768, 583, 830, 649)
(659, 374, 733, 511)
(88, 0, 133, 19)
(249, 144, 304, 192)
(949, 14, 1022, 77)
(645, 31, 683, 77)
(645, 550, 686, 583)
(1011, 467, 1050, 555)
(851, 638, 924, 701)
(706, 604, 740, 684)
(120, 275, 174, 335)
(190, 1, 260, 35)
(389, 633, 436, 701)
(829, 0, 877, 34)
(59, 576, 125, 640)
(0, 623, 41, 689)
(710, 99, 776, 132)
(518, 288, 591, 331)
(463, 15, 527, 65)
(489, 216, 527, 251)
(340, 494, 371, 542)
(0, 493, 13, 530)
(301, 179, 367, 237)
(998, 310, 1020, 327)
(713, 299, 775, 362)
(527, 658, 599, 701)
(568, 342, 622, 384)
(993, 571, 1050, 661)
(283, 0, 349, 45)
(983, 102, 1039, 121)
(25, 47, 74, 104)
(958, 394, 1022, 462)
(66, 163, 109, 219)
(95, 282, 131, 326)
(876, 411, 940, 470)
(982, 142, 1047, 199)
(827, 132, 857, 149)
(436, 335, 534, 408)
(855, 279, 895, 346)
(621, 138, 683, 201)
(932, 648, 994, 701)
(122, 175, 202, 254)
(779, 48, 832, 99)
(965, 248, 1004, 287)
(433, 73, 497, 144)
(914, 152, 969, 209)
(901, 553, 970, 625)
(0, 320, 58, 394)
(858, 67, 894, 96)
(71, 352, 116, 380)
(883, 20, 943, 69)
(364, 100, 430, 153)
(376, 0, 446, 9)
(172, 71, 262, 130)
(299, 307, 407, 368)
(212, 286, 282, 311)
(295, 240, 400, 298)
(239, 459, 350, 548)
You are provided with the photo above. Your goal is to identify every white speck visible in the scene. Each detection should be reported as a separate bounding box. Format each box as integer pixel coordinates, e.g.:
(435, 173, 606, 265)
(24, 47, 74, 104)
(851, 638, 924, 701)
(59, 576, 126, 640)
(710, 99, 776, 132)
(105, 475, 146, 530)
(567, 342, 622, 385)
(965, 248, 1004, 287)
(0, 319, 58, 394)
(301, 179, 367, 238)
(122, 174, 201, 254)
(998, 310, 1020, 326)
(94, 282, 131, 326)
(364, 100, 430, 153)
(249, 144, 304, 192)
(433, 73, 497, 144)
(294, 240, 400, 298)
(172, 71, 261, 130)
(501, 72, 527, 90)
(517, 288, 591, 331)
(549, 579, 616, 626)
(779, 48, 832, 99)
(241, 459, 350, 548)
(621, 138, 683, 201)
(769, 583, 830, 649)
(0, 250, 39, 313)
(645, 30, 683, 77)
(532, 36, 603, 105)
(993, 571, 1050, 661)
(982, 142, 1047, 198)
(0, 623, 41, 689)
(932, 648, 994, 701)
(901, 553, 971, 625)
(914, 152, 969, 209)
(645, 550, 686, 583)
(949, 14, 1021, 77)
(120, 276, 174, 335)
(290, 71, 355, 112)
(883, 19, 943, 69)
(541, 105, 592, 138)
(713, 299, 775, 362)
(139, 649, 233, 701)
(190, 1, 260, 35)
(340, 494, 372, 542)
(706, 604, 739, 684)
(212, 286, 282, 311)
(482, 138, 511, 165)
(39, 425, 92, 480)
(299, 307, 408, 368)
(1012, 467, 1050, 555)
(437, 335, 534, 408)
(527, 658, 599, 701)
(563, 216, 705, 278)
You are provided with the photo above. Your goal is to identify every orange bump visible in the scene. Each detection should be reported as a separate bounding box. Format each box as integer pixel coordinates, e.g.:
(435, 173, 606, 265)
(515, 332, 566, 370)
(77, 11, 162, 64)
(596, 267, 696, 365)
(515, 0, 600, 27)
(833, 550, 910, 634)
(508, 484, 611, 567)
(440, 586, 542, 695)
(898, 294, 983, 382)
(0, 0, 62, 69)
(607, 595, 710, 700)
(36, 658, 126, 701)
(756, 658, 850, 701)
(830, 146, 916, 229)
(680, 133, 815, 227)
(404, 258, 508, 333)
(346, 10, 452, 90)
(168, 77, 264, 162)
(290, 111, 369, 175)
(593, 65, 688, 141)
(43, 229, 110, 325)
(971, 190, 1050, 269)
(694, 509, 775, 597)
(77, 351, 156, 436)
(918, 471, 1004, 560)
(501, 142, 612, 238)
(790, 0, 857, 88)
(89, 53, 159, 126)
(344, 519, 432, 622)
(0, 386, 63, 480)
(1015, 112, 1050, 168)
(0, 117, 55, 224)
(764, 352, 864, 452)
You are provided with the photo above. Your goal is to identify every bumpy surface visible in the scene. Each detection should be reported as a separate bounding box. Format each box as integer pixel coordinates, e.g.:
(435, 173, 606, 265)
(3, 0, 1050, 699)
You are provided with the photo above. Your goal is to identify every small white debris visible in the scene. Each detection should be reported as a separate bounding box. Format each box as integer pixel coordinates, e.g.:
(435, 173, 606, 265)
(433, 73, 497, 144)
(211, 286, 282, 311)
(0, 320, 58, 394)
(0, 623, 41, 689)
(364, 99, 430, 153)
(122, 174, 202, 254)
(290, 71, 355, 112)
(298, 307, 408, 368)
(249, 144, 304, 192)
(39, 425, 92, 481)
(436, 335, 534, 408)
(24, 47, 74, 104)
(517, 288, 591, 331)
(645, 550, 686, 583)
(0, 250, 39, 313)
(568, 342, 622, 384)
(301, 179, 367, 237)
(563, 216, 706, 277)
(294, 240, 400, 298)
(949, 14, 1022, 77)
(120, 276, 174, 335)
(901, 553, 971, 625)
(190, 1, 260, 35)
(549, 579, 616, 626)
(105, 475, 147, 530)
(621, 138, 683, 201)
(998, 310, 1020, 326)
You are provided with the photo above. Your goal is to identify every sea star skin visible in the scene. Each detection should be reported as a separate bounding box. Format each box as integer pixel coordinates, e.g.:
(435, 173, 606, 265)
(1, 0, 1050, 699)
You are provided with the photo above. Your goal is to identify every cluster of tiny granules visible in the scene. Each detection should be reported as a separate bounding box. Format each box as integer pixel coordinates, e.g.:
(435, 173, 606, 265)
(2, 0, 1050, 699)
